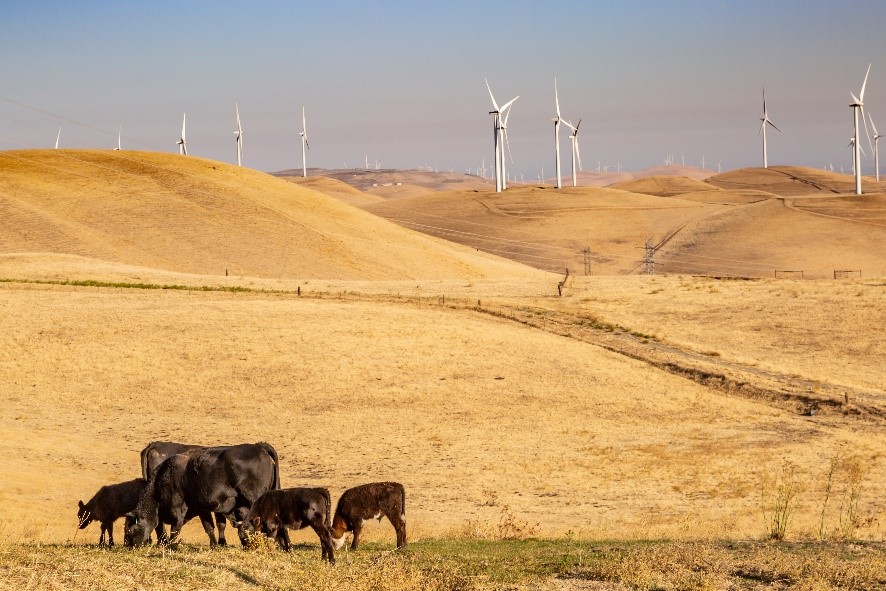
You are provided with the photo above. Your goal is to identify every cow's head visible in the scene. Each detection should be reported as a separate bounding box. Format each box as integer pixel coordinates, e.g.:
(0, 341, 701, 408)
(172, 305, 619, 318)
(330, 514, 349, 550)
(123, 509, 156, 547)
(77, 500, 92, 529)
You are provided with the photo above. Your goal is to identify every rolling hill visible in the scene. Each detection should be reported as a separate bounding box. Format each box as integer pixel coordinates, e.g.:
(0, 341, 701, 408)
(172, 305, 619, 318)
(0, 150, 547, 281)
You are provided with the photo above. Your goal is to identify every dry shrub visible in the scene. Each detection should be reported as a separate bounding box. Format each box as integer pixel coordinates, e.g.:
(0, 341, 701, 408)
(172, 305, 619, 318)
(449, 505, 539, 541)
(243, 530, 277, 553)
(586, 543, 731, 591)
(761, 460, 804, 540)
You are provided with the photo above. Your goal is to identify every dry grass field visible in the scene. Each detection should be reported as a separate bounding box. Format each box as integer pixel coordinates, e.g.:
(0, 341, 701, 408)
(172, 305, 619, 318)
(361, 166, 886, 277)
(1, 149, 884, 589)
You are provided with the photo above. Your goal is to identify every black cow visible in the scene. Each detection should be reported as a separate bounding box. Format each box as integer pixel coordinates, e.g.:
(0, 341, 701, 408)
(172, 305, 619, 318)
(242, 488, 335, 563)
(330, 482, 406, 550)
(140, 441, 228, 545)
(78, 478, 147, 547)
(124, 442, 280, 547)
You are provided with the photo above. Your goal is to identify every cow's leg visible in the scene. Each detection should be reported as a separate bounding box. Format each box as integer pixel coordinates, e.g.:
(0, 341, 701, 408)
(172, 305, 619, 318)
(389, 512, 407, 548)
(312, 521, 336, 564)
(98, 525, 107, 547)
(277, 526, 292, 552)
(214, 513, 227, 546)
(233, 506, 251, 546)
(106, 522, 115, 547)
(199, 513, 218, 547)
(154, 523, 169, 545)
(351, 519, 363, 550)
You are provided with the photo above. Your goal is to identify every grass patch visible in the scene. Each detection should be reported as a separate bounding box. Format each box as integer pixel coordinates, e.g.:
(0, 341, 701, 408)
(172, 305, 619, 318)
(1, 539, 884, 590)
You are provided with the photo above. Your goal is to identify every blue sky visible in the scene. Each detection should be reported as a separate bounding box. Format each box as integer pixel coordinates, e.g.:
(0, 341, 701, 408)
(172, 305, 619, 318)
(2, 1, 885, 175)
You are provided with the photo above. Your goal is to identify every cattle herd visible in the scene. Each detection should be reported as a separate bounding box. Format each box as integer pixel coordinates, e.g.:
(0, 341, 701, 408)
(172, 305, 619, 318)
(76, 441, 407, 564)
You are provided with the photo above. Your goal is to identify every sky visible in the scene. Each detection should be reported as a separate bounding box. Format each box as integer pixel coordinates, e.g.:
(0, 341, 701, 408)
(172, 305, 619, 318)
(2, 1, 886, 177)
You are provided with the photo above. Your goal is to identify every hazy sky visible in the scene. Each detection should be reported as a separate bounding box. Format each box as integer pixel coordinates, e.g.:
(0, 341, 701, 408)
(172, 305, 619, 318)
(2, 1, 885, 176)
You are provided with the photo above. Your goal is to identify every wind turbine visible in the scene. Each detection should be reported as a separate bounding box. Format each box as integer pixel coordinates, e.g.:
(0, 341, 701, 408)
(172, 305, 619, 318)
(552, 78, 564, 189)
(485, 79, 518, 192)
(849, 136, 867, 176)
(562, 118, 583, 187)
(759, 87, 780, 168)
(177, 113, 188, 156)
(55, 126, 61, 149)
(234, 103, 243, 166)
(870, 112, 881, 181)
(299, 106, 309, 177)
(115, 125, 122, 150)
(849, 63, 872, 194)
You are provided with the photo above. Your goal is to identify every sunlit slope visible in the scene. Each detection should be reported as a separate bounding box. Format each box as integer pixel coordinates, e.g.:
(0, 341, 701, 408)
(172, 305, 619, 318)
(0, 150, 546, 280)
(277, 175, 384, 207)
(364, 185, 730, 274)
(706, 165, 886, 196)
(609, 175, 720, 197)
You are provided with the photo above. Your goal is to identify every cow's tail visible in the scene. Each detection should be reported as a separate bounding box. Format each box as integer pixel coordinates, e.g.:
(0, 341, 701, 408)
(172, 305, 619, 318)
(139, 444, 152, 480)
(401, 484, 406, 517)
(322, 488, 332, 529)
(257, 442, 280, 490)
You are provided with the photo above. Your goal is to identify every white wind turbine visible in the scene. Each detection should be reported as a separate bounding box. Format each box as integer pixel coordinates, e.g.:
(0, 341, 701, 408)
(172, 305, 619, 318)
(299, 106, 309, 178)
(552, 78, 564, 189)
(759, 87, 780, 169)
(55, 127, 61, 149)
(499, 100, 517, 190)
(849, 63, 873, 195)
(115, 125, 122, 150)
(562, 118, 583, 187)
(177, 113, 188, 155)
(870, 112, 881, 181)
(485, 79, 518, 192)
(234, 103, 243, 166)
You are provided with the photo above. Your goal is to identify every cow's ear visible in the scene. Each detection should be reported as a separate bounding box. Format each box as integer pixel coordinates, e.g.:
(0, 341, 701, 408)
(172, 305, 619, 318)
(125, 511, 138, 524)
(78, 500, 84, 510)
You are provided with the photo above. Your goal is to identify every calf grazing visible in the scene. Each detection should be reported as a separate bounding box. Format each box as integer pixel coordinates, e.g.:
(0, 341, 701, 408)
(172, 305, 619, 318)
(331, 482, 406, 550)
(124, 442, 280, 548)
(78, 478, 147, 547)
(242, 488, 335, 563)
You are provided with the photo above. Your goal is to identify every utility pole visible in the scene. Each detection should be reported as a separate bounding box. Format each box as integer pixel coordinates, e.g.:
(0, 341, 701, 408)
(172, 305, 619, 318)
(583, 247, 592, 276)
(644, 239, 655, 275)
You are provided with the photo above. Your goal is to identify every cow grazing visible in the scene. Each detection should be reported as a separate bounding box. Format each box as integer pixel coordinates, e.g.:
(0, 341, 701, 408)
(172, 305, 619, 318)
(330, 482, 406, 550)
(124, 442, 280, 547)
(140, 441, 228, 545)
(242, 487, 335, 563)
(78, 478, 147, 547)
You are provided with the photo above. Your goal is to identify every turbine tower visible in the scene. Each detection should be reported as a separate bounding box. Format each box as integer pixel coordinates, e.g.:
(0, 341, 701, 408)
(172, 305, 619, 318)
(499, 101, 517, 190)
(115, 125, 122, 150)
(55, 126, 61, 149)
(759, 87, 780, 168)
(562, 118, 582, 187)
(234, 103, 243, 166)
(870, 112, 881, 182)
(300, 106, 310, 178)
(485, 79, 518, 193)
(849, 63, 872, 195)
(553, 78, 564, 189)
(177, 113, 188, 156)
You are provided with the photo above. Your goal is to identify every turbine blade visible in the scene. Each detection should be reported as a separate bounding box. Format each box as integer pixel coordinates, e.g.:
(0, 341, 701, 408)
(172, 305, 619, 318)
(768, 119, 781, 133)
(850, 91, 861, 106)
(302, 106, 307, 133)
(575, 141, 582, 171)
(861, 106, 874, 155)
(555, 78, 561, 117)
(860, 62, 871, 103)
(500, 96, 519, 114)
(869, 112, 879, 137)
(562, 119, 575, 132)
(236, 102, 241, 132)
(485, 78, 500, 111)
(574, 118, 582, 133)
(503, 128, 514, 164)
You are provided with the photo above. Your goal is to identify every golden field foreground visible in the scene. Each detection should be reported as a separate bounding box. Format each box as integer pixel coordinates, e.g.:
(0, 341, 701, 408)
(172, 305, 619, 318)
(1, 150, 885, 588)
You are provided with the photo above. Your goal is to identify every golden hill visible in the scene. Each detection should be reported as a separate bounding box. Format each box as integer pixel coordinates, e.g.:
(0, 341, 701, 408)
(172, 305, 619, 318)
(364, 185, 731, 275)
(361, 178, 886, 277)
(706, 165, 886, 196)
(0, 150, 547, 281)
(609, 175, 720, 197)
(277, 175, 384, 207)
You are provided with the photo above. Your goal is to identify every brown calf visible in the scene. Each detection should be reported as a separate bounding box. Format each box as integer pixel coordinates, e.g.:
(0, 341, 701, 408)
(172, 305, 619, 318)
(330, 482, 406, 550)
(241, 487, 335, 563)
